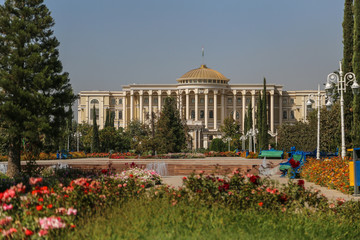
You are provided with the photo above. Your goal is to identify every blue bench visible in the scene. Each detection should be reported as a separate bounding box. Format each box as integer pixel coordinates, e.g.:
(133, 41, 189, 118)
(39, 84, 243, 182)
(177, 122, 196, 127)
(279, 150, 307, 179)
(258, 149, 284, 159)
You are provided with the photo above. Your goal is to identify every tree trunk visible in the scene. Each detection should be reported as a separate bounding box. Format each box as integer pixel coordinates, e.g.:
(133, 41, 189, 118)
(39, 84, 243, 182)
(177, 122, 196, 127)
(7, 136, 21, 178)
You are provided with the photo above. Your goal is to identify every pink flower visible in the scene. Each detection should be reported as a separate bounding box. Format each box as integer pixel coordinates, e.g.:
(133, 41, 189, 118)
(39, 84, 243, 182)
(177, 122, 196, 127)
(2, 228, 17, 237)
(67, 207, 77, 216)
(0, 216, 12, 226)
(39, 216, 66, 230)
(29, 177, 43, 185)
(38, 229, 48, 236)
(56, 207, 67, 214)
(2, 203, 13, 211)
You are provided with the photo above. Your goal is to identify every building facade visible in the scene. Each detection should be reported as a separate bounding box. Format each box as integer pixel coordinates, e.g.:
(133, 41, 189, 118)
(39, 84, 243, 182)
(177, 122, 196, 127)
(78, 64, 325, 149)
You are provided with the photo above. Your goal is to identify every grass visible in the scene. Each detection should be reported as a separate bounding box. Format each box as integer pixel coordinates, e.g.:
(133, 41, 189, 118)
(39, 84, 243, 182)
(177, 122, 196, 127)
(60, 198, 360, 240)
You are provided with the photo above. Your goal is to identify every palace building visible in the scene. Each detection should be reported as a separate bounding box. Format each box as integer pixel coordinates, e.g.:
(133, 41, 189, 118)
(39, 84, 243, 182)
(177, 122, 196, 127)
(78, 64, 325, 149)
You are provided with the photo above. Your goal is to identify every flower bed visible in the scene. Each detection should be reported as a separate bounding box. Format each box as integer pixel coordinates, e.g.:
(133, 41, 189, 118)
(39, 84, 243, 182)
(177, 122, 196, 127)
(301, 157, 351, 194)
(86, 152, 110, 158)
(0, 166, 162, 238)
(109, 152, 204, 159)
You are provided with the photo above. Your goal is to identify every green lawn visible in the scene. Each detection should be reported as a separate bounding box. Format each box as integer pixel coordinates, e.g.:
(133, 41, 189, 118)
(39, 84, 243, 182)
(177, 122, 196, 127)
(62, 198, 360, 240)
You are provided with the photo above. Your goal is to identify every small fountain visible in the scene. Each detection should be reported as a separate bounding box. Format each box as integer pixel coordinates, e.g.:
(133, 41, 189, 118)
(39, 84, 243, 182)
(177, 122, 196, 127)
(259, 157, 270, 176)
(52, 162, 69, 169)
(146, 162, 168, 176)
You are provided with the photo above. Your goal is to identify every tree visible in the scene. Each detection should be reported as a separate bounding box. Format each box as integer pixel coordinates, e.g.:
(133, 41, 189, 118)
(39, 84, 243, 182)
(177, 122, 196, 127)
(155, 97, 186, 153)
(0, 0, 75, 177)
(260, 78, 269, 150)
(220, 116, 241, 139)
(353, 0, 360, 147)
(91, 105, 100, 153)
(343, 0, 355, 147)
(256, 91, 262, 151)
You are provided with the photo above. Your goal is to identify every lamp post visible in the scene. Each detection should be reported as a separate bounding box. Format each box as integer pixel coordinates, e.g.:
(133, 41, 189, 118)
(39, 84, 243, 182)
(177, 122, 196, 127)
(306, 84, 325, 160)
(325, 61, 360, 158)
(267, 129, 278, 148)
(246, 128, 258, 152)
(74, 131, 82, 152)
(240, 135, 247, 151)
(223, 137, 232, 152)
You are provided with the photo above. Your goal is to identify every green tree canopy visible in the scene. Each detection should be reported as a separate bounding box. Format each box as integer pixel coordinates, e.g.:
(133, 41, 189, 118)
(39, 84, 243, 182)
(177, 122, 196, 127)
(0, 0, 76, 177)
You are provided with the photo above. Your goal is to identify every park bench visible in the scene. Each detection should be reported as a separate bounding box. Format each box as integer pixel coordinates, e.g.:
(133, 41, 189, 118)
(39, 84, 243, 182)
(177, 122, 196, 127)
(258, 149, 284, 159)
(279, 151, 307, 179)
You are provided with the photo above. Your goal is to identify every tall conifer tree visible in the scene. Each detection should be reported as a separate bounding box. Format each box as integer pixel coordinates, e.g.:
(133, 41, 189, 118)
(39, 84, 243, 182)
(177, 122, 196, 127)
(352, 0, 360, 146)
(256, 92, 262, 151)
(91, 105, 100, 152)
(0, 0, 75, 177)
(261, 78, 269, 150)
(343, 0, 355, 147)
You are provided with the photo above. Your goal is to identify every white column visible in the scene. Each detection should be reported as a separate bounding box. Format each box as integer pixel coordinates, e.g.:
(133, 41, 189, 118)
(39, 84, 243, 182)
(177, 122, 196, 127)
(205, 90, 208, 128)
(139, 91, 143, 123)
(195, 92, 199, 121)
(233, 90, 237, 120)
(158, 91, 162, 113)
(130, 91, 134, 121)
(270, 90, 274, 132)
(122, 96, 126, 128)
(179, 92, 183, 119)
(279, 92, 282, 125)
(149, 90, 153, 120)
(251, 90, 256, 129)
(214, 90, 218, 130)
(221, 91, 225, 123)
(186, 91, 190, 120)
(242, 90, 246, 132)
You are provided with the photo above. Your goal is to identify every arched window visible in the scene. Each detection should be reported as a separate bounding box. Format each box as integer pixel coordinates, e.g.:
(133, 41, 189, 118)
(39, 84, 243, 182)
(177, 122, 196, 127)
(90, 99, 99, 104)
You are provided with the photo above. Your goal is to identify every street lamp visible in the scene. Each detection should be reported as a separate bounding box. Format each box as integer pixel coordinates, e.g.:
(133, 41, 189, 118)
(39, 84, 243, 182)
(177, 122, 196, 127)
(267, 129, 278, 148)
(306, 84, 325, 160)
(222, 137, 232, 152)
(240, 135, 247, 151)
(325, 61, 360, 158)
(246, 128, 258, 152)
(74, 131, 82, 152)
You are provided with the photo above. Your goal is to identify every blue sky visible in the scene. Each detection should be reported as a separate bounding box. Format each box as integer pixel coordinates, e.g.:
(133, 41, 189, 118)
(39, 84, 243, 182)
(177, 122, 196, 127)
(3, 1, 346, 93)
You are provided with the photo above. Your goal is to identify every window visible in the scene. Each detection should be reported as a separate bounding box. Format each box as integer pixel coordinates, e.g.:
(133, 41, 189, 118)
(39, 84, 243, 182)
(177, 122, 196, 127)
(154, 98, 158, 104)
(191, 110, 195, 119)
(119, 99, 123, 105)
(246, 98, 250, 104)
(209, 98, 214, 104)
(111, 99, 116, 105)
(282, 99, 288, 105)
(290, 99, 295, 104)
(200, 110, 204, 118)
(200, 98, 204, 104)
(144, 97, 149, 104)
(90, 99, 99, 104)
(191, 98, 195, 104)
(290, 110, 295, 119)
(209, 110, 214, 119)
(119, 110, 123, 120)
(236, 111, 240, 119)
(283, 110, 287, 119)
(90, 108, 99, 120)
(209, 135, 213, 140)
(228, 98, 232, 104)
(237, 98, 242, 104)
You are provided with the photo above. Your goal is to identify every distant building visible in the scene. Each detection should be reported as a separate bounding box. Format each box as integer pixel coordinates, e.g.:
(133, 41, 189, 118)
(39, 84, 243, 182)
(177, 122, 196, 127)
(78, 64, 324, 149)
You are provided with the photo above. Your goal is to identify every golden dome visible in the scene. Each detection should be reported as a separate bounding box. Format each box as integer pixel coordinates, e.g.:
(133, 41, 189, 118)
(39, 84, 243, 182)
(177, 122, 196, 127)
(177, 65, 229, 84)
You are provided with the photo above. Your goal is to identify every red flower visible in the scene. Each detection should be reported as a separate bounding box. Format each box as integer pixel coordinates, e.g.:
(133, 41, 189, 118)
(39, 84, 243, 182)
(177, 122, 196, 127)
(289, 158, 300, 168)
(70, 224, 76, 228)
(36, 205, 43, 211)
(38, 197, 44, 202)
(47, 204, 53, 209)
(25, 229, 34, 236)
(182, 177, 187, 180)
(129, 174, 134, 178)
(298, 180, 305, 186)
(249, 175, 260, 184)
(101, 169, 108, 174)
(258, 202, 263, 207)
(140, 185, 145, 188)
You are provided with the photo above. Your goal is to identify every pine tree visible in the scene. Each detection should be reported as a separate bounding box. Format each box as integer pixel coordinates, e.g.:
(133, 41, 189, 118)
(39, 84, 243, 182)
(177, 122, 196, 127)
(155, 97, 186, 153)
(353, 0, 360, 146)
(256, 91, 263, 151)
(91, 105, 100, 153)
(104, 110, 110, 128)
(0, 0, 75, 177)
(261, 78, 269, 150)
(343, 0, 355, 147)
